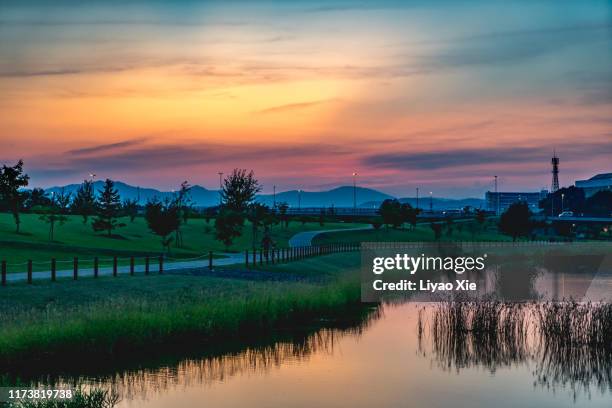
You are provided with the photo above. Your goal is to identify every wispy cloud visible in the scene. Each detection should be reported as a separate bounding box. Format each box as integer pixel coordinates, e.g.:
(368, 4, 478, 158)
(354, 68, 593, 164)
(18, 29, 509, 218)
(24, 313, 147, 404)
(256, 99, 336, 114)
(66, 138, 148, 156)
(362, 141, 612, 171)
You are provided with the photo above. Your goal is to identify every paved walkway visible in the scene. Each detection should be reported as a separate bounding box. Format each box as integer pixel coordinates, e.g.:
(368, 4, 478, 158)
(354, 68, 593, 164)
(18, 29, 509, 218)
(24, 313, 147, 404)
(288, 225, 373, 247)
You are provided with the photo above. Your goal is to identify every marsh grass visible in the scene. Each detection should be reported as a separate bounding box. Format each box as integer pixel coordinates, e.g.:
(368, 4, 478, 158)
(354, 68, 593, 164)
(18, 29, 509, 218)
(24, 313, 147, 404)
(420, 300, 612, 396)
(0, 254, 363, 369)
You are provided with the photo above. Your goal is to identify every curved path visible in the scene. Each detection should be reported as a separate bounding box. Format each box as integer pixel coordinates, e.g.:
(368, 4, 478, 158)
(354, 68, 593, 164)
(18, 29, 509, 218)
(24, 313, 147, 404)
(288, 225, 373, 247)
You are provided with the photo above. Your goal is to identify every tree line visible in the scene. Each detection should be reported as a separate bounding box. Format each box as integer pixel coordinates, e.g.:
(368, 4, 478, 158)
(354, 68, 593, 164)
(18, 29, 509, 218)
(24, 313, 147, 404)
(0, 161, 295, 254)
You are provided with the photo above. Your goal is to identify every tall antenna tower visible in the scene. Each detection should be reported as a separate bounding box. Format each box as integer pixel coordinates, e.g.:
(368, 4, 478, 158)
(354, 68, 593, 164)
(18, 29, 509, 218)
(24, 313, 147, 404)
(551, 151, 559, 192)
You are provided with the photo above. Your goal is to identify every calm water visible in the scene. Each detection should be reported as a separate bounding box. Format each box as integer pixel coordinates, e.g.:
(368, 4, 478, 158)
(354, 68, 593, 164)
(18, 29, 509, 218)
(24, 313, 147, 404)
(43, 303, 609, 408)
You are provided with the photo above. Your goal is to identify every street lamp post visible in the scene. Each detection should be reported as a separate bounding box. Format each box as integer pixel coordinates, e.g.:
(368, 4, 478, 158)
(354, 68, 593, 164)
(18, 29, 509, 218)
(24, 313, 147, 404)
(416, 187, 419, 210)
(218, 172, 223, 205)
(273, 185, 276, 208)
(561, 193, 565, 213)
(298, 189, 302, 210)
(494, 175, 498, 216)
(429, 191, 433, 213)
(352, 172, 358, 215)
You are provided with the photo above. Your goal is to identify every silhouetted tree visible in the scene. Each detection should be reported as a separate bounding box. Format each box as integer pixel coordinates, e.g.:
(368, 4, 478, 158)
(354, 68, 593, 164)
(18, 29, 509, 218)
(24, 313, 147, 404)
(475, 209, 487, 225)
(92, 179, 125, 236)
(71, 180, 96, 223)
(0, 160, 29, 233)
(445, 217, 454, 237)
(370, 217, 383, 230)
(38, 189, 71, 241)
(430, 222, 442, 240)
(214, 208, 244, 250)
(401, 203, 420, 230)
(53, 188, 72, 212)
(499, 202, 533, 241)
(25, 188, 51, 210)
(174, 181, 192, 247)
(203, 206, 216, 225)
(221, 169, 261, 212)
(379, 199, 403, 228)
(582, 190, 612, 217)
(145, 198, 180, 253)
(474, 208, 487, 236)
(122, 198, 138, 222)
(277, 202, 289, 228)
(247, 202, 269, 249)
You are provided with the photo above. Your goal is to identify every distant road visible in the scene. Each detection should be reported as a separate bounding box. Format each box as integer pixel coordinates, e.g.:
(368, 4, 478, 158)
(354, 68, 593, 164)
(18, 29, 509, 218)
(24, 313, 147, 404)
(288, 217, 479, 247)
(547, 216, 612, 223)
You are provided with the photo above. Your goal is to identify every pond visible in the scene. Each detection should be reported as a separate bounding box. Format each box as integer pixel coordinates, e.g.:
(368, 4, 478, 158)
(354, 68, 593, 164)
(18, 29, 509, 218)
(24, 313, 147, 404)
(19, 302, 609, 408)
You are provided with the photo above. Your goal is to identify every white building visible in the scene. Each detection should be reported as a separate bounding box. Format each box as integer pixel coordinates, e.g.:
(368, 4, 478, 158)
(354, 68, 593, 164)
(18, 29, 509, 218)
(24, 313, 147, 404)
(575, 173, 612, 197)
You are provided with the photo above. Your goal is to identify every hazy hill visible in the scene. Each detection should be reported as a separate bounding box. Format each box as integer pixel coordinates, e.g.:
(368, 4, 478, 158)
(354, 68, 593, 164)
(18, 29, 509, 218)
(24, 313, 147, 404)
(45, 181, 483, 209)
(45, 182, 393, 208)
(256, 186, 394, 208)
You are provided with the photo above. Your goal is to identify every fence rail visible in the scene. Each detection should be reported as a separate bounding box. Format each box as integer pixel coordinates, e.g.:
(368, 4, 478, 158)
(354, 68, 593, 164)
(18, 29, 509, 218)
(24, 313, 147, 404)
(0, 243, 360, 286)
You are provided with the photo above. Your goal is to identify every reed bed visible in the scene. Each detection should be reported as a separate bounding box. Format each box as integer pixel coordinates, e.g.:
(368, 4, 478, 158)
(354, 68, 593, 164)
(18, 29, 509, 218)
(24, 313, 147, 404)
(0, 276, 361, 367)
(420, 300, 612, 395)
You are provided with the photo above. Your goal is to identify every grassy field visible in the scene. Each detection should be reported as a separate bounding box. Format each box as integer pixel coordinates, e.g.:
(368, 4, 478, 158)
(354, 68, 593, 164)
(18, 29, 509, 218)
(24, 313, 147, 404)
(0, 213, 366, 272)
(0, 252, 362, 367)
(313, 220, 510, 245)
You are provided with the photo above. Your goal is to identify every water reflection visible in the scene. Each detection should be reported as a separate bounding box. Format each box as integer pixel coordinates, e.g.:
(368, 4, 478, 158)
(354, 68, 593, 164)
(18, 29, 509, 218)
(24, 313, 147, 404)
(2, 306, 382, 403)
(3, 301, 610, 406)
(417, 301, 612, 399)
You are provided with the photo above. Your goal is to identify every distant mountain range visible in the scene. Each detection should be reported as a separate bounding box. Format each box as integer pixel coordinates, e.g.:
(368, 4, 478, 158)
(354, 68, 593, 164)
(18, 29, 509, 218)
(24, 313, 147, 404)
(45, 181, 484, 209)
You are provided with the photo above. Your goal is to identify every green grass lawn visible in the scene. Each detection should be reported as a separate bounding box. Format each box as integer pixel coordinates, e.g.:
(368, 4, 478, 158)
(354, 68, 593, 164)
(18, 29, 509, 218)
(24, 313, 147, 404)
(0, 213, 366, 272)
(0, 252, 361, 366)
(313, 221, 511, 245)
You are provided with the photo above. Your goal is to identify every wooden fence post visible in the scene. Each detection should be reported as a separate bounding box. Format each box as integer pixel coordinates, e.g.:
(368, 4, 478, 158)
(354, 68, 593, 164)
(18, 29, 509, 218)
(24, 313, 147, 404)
(93, 257, 98, 278)
(1, 261, 6, 286)
(259, 248, 263, 265)
(252, 248, 257, 267)
(245, 250, 249, 268)
(51, 258, 56, 281)
(145, 256, 150, 275)
(209, 251, 213, 270)
(73, 257, 78, 280)
(27, 260, 32, 284)
(113, 256, 118, 277)
(129, 257, 134, 276)
(159, 255, 164, 274)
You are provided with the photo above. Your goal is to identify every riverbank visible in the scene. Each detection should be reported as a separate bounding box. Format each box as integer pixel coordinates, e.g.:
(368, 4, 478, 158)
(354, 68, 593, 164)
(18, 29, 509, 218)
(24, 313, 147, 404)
(0, 253, 363, 370)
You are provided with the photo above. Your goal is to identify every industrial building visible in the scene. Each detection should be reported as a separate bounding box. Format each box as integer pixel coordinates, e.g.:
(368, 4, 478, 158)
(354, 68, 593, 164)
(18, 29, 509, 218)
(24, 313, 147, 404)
(575, 173, 612, 197)
(485, 190, 548, 214)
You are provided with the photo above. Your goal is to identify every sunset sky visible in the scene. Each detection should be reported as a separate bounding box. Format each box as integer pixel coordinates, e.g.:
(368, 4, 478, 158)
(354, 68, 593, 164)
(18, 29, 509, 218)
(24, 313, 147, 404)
(1, 0, 610, 197)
